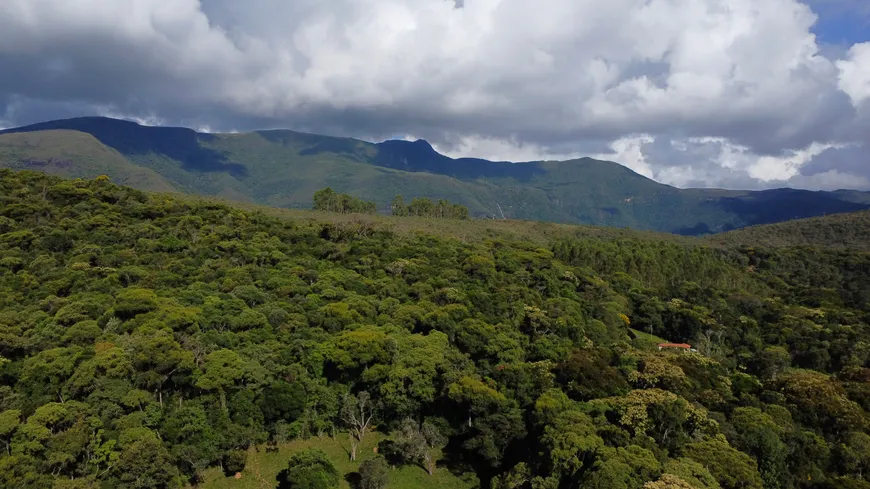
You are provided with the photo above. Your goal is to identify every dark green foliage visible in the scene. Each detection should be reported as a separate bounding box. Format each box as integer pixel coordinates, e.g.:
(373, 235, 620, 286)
(261, 381, 307, 426)
(0, 170, 867, 489)
(556, 348, 629, 400)
(708, 210, 870, 250)
(358, 456, 389, 489)
(277, 448, 341, 489)
(391, 195, 469, 220)
(223, 449, 248, 475)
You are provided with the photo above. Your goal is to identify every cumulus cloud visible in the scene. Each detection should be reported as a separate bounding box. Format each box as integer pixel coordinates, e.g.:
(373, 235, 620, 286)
(1, 0, 869, 189)
(838, 43, 870, 106)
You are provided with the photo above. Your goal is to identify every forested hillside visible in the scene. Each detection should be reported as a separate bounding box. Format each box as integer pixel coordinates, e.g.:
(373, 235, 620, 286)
(3, 117, 870, 234)
(708, 210, 870, 250)
(1, 170, 869, 489)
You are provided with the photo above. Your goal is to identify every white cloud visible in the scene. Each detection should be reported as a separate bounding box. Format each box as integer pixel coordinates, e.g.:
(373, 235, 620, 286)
(433, 135, 586, 163)
(595, 136, 862, 190)
(590, 135, 656, 179)
(96, 108, 166, 127)
(0, 0, 869, 189)
(748, 142, 839, 181)
(837, 42, 870, 106)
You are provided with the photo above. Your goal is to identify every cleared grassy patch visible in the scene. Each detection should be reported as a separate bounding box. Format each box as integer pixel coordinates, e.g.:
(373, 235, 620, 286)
(629, 328, 670, 350)
(195, 433, 476, 489)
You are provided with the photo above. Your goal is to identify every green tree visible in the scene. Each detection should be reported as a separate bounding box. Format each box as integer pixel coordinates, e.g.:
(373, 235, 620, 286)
(313, 187, 337, 212)
(753, 347, 791, 381)
(407, 198, 435, 217)
(114, 288, 159, 319)
(128, 327, 194, 406)
(277, 448, 340, 489)
(644, 474, 702, 489)
(0, 454, 52, 489)
(836, 431, 870, 479)
(583, 445, 662, 489)
(391, 418, 447, 475)
(683, 437, 764, 489)
(492, 462, 532, 489)
(0, 409, 21, 455)
(541, 409, 603, 477)
(359, 455, 389, 489)
(113, 428, 180, 489)
(391, 195, 407, 216)
(196, 349, 244, 414)
(223, 449, 247, 475)
(261, 381, 307, 427)
(725, 407, 787, 489)
(662, 459, 721, 489)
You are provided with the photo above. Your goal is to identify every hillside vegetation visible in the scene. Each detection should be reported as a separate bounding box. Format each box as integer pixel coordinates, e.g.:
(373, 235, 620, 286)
(1, 170, 869, 489)
(708, 210, 870, 251)
(2, 117, 869, 234)
(0, 130, 177, 193)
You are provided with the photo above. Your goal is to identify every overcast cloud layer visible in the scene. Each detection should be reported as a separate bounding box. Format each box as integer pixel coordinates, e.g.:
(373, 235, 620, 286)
(1, 0, 869, 190)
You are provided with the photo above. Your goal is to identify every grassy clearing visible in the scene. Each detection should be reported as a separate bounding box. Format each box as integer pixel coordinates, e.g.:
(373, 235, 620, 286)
(194, 433, 476, 489)
(629, 328, 670, 350)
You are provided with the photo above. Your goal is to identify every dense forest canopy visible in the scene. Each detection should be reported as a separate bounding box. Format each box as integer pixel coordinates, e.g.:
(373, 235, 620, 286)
(0, 169, 868, 489)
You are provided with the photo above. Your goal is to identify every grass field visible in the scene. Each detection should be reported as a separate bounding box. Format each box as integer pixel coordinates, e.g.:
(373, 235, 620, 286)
(629, 328, 670, 350)
(194, 433, 476, 489)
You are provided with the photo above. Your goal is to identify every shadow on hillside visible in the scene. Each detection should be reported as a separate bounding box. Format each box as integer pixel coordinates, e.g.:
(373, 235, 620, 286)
(257, 130, 367, 161)
(718, 189, 870, 227)
(373, 139, 546, 181)
(672, 222, 714, 236)
(670, 189, 870, 236)
(1, 117, 248, 177)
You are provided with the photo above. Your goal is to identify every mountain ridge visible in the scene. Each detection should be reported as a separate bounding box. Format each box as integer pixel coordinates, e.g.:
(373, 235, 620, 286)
(1, 116, 869, 235)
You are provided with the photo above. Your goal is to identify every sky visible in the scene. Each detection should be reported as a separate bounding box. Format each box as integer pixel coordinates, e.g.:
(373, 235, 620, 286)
(1, 0, 869, 191)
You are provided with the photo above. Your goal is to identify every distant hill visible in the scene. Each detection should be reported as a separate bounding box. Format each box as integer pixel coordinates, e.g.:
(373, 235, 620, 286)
(0, 130, 176, 193)
(2, 116, 869, 235)
(707, 210, 870, 250)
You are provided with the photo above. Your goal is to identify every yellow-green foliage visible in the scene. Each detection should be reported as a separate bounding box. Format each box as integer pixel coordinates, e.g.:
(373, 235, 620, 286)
(0, 170, 868, 489)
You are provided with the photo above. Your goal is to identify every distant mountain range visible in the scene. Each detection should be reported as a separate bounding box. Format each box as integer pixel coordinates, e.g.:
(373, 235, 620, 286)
(2, 116, 869, 235)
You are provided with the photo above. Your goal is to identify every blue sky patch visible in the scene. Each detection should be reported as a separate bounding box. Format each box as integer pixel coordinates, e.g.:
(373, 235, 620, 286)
(805, 0, 870, 46)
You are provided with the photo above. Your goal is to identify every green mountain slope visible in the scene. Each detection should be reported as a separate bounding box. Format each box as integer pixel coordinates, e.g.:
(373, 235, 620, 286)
(0, 130, 177, 193)
(1, 116, 868, 235)
(708, 209, 870, 250)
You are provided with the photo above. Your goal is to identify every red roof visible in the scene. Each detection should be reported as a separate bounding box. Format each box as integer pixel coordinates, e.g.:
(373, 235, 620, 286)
(658, 343, 691, 349)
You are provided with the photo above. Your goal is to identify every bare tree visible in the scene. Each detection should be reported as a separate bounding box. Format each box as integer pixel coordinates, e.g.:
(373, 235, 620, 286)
(694, 328, 724, 358)
(340, 391, 376, 461)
